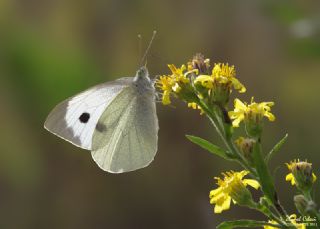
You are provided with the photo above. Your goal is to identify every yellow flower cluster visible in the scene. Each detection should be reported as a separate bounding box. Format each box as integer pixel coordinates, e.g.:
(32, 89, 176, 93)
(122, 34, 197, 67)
(209, 170, 259, 213)
(229, 98, 275, 128)
(156, 55, 246, 108)
(157, 54, 276, 130)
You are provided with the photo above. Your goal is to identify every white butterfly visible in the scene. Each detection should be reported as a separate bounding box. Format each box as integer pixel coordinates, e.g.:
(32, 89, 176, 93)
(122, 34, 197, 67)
(44, 66, 159, 173)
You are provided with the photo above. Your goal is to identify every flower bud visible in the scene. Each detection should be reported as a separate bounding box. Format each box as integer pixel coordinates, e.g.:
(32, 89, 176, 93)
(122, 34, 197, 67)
(286, 159, 317, 192)
(235, 137, 256, 166)
(188, 53, 210, 74)
(294, 194, 317, 216)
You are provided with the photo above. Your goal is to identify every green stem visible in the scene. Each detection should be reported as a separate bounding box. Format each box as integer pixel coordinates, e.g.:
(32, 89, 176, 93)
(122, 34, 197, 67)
(253, 142, 287, 217)
(198, 101, 256, 175)
(250, 201, 290, 228)
(303, 191, 312, 201)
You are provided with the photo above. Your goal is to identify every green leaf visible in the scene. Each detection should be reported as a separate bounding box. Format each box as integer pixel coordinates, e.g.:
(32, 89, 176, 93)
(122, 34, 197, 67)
(252, 142, 276, 203)
(186, 135, 232, 160)
(217, 220, 281, 229)
(265, 134, 288, 163)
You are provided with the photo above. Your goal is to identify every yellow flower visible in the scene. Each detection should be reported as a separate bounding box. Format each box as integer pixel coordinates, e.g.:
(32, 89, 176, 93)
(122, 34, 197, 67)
(264, 214, 306, 229)
(212, 63, 235, 78)
(228, 98, 275, 128)
(212, 63, 246, 93)
(157, 75, 173, 91)
(209, 170, 260, 213)
(156, 76, 175, 105)
(168, 64, 190, 84)
(194, 63, 246, 92)
(286, 159, 317, 191)
(156, 64, 196, 105)
(193, 63, 246, 105)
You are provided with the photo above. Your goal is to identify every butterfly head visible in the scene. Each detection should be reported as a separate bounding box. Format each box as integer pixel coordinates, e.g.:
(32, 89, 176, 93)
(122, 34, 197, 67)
(133, 66, 154, 93)
(134, 66, 150, 82)
(136, 66, 148, 78)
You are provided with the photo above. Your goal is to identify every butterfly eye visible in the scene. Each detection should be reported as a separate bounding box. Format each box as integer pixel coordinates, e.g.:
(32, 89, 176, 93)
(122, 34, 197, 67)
(79, 112, 90, 123)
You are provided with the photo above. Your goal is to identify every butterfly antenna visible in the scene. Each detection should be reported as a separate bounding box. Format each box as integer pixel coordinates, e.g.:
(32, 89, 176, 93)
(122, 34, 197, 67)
(137, 34, 142, 63)
(140, 30, 157, 67)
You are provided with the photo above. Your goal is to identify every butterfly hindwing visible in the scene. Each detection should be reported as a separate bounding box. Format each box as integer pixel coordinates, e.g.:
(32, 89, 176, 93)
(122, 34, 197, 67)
(91, 85, 158, 173)
(44, 77, 133, 150)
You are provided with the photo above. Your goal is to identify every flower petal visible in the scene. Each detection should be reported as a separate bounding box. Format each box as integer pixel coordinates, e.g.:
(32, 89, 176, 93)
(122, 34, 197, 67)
(231, 115, 244, 127)
(231, 77, 246, 93)
(162, 91, 171, 105)
(209, 187, 222, 197)
(194, 75, 214, 88)
(286, 173, 296, 185)
(264, 112, 275, 121)
(243, 179, 260, 189)
(214, 196, 231, 213)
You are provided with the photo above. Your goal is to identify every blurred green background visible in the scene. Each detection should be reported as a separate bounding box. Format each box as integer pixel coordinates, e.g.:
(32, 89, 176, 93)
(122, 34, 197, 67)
(1, 0, 320, 228)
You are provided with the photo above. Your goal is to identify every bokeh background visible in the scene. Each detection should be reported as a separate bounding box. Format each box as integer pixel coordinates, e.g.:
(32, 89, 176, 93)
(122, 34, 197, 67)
(1, 0, 320, 228)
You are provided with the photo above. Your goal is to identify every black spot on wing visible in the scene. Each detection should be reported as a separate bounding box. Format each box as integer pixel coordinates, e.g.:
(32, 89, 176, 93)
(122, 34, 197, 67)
(79, 112, 90, 123)
(96, 122, 107, 132)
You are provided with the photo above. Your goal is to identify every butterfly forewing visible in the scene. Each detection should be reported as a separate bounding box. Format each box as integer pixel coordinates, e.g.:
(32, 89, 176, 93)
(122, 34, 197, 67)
(44, 77, 133, 150)
(91, 84, 158, 173)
